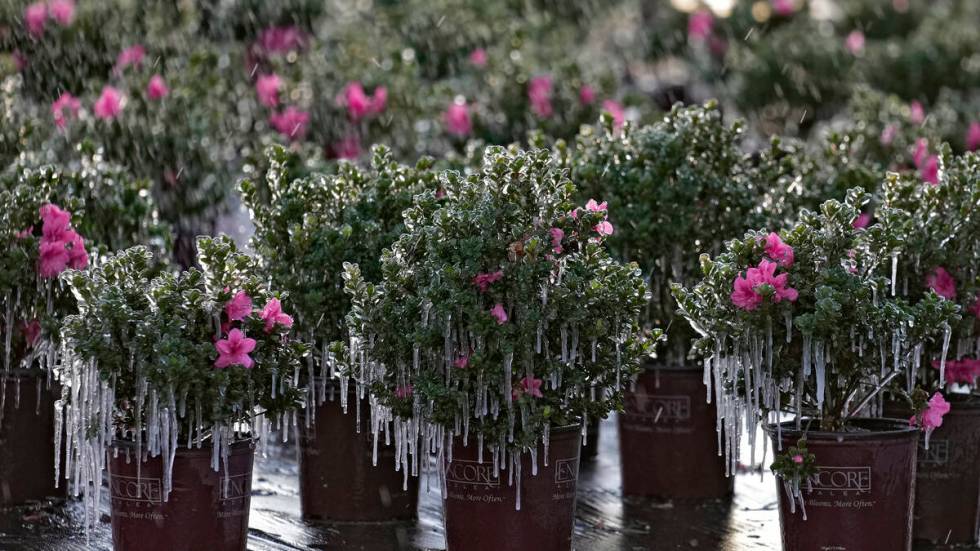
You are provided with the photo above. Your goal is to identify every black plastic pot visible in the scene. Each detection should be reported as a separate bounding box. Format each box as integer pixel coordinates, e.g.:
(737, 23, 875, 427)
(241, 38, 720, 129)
(768, 418, 918, 551)
(443, 424, 581, 551)
(298, 385, 419, 521)
(619, 364, 732, 498)
(0, 372, 64, 506)
(108, 439, 254, 551)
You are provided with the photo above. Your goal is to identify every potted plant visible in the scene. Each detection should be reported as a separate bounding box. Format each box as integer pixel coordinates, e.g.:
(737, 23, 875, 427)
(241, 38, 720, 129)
(0, 156, 166, 507)
(868, 147, 980, 544)
(344, 146, 654, 551)
(58, 236, 306, 551)
(241, 145, 436, 521)
(564, 102, 760, 497)
(672, 189, 959, 551)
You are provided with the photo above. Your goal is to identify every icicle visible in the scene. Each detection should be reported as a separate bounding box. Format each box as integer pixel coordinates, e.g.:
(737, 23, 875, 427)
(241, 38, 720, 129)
(890, 251, 899, 297)
(938, 324, 952, 387)
(814, 340, 825, 413)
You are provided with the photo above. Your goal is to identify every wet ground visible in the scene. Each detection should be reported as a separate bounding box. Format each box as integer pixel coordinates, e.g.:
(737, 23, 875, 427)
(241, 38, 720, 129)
(0, 415, 968, 550)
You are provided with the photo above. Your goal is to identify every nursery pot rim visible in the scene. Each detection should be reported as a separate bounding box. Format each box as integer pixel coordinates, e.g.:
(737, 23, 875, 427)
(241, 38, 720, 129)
(764, 417, 919, 441)
(110, 437, 256, 457)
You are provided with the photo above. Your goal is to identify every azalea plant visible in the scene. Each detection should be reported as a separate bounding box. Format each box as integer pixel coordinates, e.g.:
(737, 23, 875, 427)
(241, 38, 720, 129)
(59, 236, 307, 516)
(671, 189, 959, 475)
(242, 144, 438, 405)
(563, 102, 762, 365)
(344, 146, 654, 482)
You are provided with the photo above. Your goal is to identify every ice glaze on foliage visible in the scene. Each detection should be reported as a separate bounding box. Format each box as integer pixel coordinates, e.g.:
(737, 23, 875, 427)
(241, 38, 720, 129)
(344, 146, 655, 492)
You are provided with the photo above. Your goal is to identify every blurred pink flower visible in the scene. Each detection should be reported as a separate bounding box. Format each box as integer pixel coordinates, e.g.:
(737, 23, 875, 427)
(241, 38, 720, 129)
(473, 270, 503, 292)
(528, 76, 553, 119)
(51, 92, 80, 129)
(585, 199, 607, 213)
(25, 3, 47, 36)
(932, 359, 980, 385)
(331, 134, 361, 159)
(549, 227, 564, 254)
(791, 454, 803, 464)
(40, 203, 71, 241)
(852, 212, 872, 229)
(21, 320, 42, 348)
(920, 155, 939, 185)
(764, 232, 794, 268)
(579, 85, 596, 105)
(15, 226, 33, 239)
(909, 101, 925, 124)
(93, 86, 123, 119)
(879, 124, 897, 146)
(594, 220, 614, 236)
(255, 26, 305, 55)
(65, 230, 88, 270)
(146, 74, 169, 100)
(453, 355, 469, 369)
(469, 48, 487, 68)
(966, 122, 980, 152)
(687, 10, 713, 41)
(490, 303, 508, 325)
(771, 0, 796, 16)
(912, 138, 929, 168)
(602, 99, 625, 128)
(340, 82, 386, 120)
(926, 267, 956, 300)
(270, 107, 309, 141)
(255, 74, 281, 107)
(260, 298, 294, 333)
(225, 291, 253, 321)
(444, 101, 472, 137)
(394, 385, 413, 399)
(513, 376, 543, 400)
(38, 239, 69, 278)
(114, 44, 145, 74)
(845, 30, 865, 54)
(214, 329, 256, 369)
(48, 0, 75, 26)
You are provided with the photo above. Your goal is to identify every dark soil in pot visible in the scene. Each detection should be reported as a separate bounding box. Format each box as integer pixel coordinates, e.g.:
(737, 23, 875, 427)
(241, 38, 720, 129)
(443, 424, 581, 551)
(107, 438, 254, 551)
(299, 383, 419, 522)
(0, 372, 64, 506)
(767, 417, 918, 551)
(619, 363, 732, 498)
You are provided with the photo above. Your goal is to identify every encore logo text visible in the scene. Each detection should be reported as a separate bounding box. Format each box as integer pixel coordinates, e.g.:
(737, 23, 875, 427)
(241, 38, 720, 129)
(808, 466, 872, 493)
(446, 460, 500, 487)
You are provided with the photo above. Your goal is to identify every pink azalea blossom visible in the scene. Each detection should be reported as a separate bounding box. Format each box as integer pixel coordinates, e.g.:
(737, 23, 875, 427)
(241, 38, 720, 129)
(21, 320, 42, 348)
(444, 101, 472, 137)
(255, 74, 281, 108)
(967, 122, 980, 152)
(771, 0, 796, 16)
(394, 384, 413, 399)
(549, 227, 564, 254)
(602, 99, 625, 129)
(932, 359, 980, 385)
(255, 26, 305, 55)
(259, 298, 294, 333)
(269, 107, 309, 141)
(469, 48, 487, 68)
(913, 138, 929, 168)
(920, 155, 939, 185)
(879, 124, 898, 146)
(852, 212, 872, 229)
(731, 271, 764, 311)
(25, 3, 47, 37)
(909, 101, 925, 124)
(528, 76, 554, 119)
(585, 199, 607, 213)
(926, 267, 956, 300)
(764, 232, 794, 268)
(791, 454, 804, 464)
(845, 30, 865, 54)
(51, 92, 80, 129)
(594, 220, 614, 236)
(48, 0, 75, 26)
(93, 86, 123, 120)
(731, 260, 798, 310)
(214, 329, 256, 369)
(687, 10, 713, 41)
(114, 45, 145, 74)
(331, 134, 361, 159)
(910, 392, 950, 433)
(512, 376, 544, 400)
(225, 291, 253, 321)
(473, 270, 503, 292)
(579, 85, 596, 105)
(146, 75, 169, 100)
(65, 230, 88, 270)
(340, 82, 385, 121)
(40, 203, 71, 241)
(38, 239, 69, 278)
(453, 354, 469, 369)
(370, 86, 387, 114)
(490, 303, 508, 325)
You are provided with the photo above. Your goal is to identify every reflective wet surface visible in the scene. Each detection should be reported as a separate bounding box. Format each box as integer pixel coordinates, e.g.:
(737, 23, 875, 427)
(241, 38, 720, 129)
(0, 415, 967, 550)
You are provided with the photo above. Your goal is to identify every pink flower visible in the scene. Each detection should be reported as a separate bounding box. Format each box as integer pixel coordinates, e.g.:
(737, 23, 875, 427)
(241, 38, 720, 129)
(225, 291, 253, 321)
(764, 232, 794, 268)
(910, 392, 950, 430)
(469, 48, 487, 68)
(453, 354, 470, 369)
(394, 384, 413, 399)
(913, 138, 929, 168)
(845, 30, 865, 54)
(331, 134, 361, 159)
(214, 329, 256, 369)
(38, 239, 69, 278)
(21, 320, 41, 348)
(444, 101, 472, 137)
(255, 26, 305, 55)
(528, 76, 553, 119)
(909, 101, 925, 124)
(771, 0, 796, 16)
(40, 203, 72, 241)
(490, 303, 508, 325)
(791, 454, 804, 464)
(51, 92, 80, 129)
(920, 155, 939, 185)
(932, 359, 980, 385)
(15, 226, 33, 239)
(601, 100, 625, 129)
(269, 107, 309, 141)
(370, 86, 388, 115)
(926, 267, 956, 300)
(340, 82, 385, 121)
(879, 124, 898, 146)
(579, 85, 596, 105)
(549, 227, 564, 254)
(594, 220, 614, 236)
(146, 75, 169, 100)
(65, 230, 88, 270)
(731, 260, 798, 310)
(731, 272, 764, 311)
(114, 45, 145, 74)
(967, 122, 980, 152)
(585, 199, 607, 213)
(852, 212, 872, 229)
(255, 74, 281, 107)
(687, 10, 713, 41)
(25, 3, 47, 37)
(513, 376, 544, 400)
(48, 0, 74, 26)
(259, 298, 293, 333)
(473, 270, 503, 292)
(93, 86, 123, 120)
